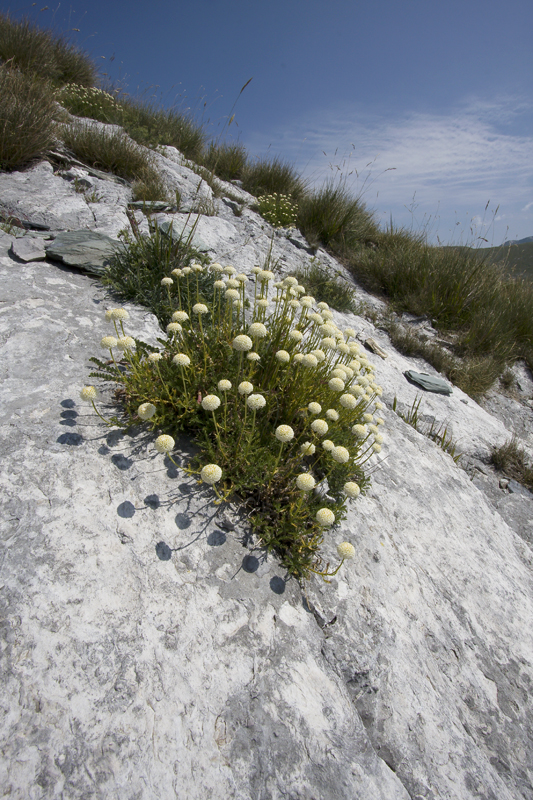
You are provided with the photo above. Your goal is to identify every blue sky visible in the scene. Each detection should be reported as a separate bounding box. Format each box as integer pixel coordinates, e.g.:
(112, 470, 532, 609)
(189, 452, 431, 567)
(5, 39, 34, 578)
(6, 0, 533, 245)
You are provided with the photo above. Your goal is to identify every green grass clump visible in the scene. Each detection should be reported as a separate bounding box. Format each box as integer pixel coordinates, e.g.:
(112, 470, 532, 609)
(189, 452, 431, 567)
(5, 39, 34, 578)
(241, 155, 306, 200)
(201, 141, 248, 182)
(257, 193, 298, 229)
(85, 247, 385, 580)
(0, 12, 95, 88)
(297, 179, 380, 258)
(0, 65, 57, 171)
(293, 256, 360, 314)
(490, 437, 533, 492)
(392, 395, 461, 463)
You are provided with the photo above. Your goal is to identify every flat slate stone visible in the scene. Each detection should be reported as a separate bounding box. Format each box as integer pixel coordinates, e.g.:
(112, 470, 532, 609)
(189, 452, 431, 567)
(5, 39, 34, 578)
(45, 229, 122, 275)
(10, 236, 47, 262)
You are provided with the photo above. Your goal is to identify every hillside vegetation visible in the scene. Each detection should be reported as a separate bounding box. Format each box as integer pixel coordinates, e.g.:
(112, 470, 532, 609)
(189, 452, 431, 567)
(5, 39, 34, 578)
(1, 10, 532, 397)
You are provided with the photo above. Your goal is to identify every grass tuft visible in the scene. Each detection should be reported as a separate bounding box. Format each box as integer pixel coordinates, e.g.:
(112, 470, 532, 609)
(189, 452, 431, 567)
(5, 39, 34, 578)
(201, 141, 247, 182)
(491, 437, 533, 492)
(241, 155, 306, 200)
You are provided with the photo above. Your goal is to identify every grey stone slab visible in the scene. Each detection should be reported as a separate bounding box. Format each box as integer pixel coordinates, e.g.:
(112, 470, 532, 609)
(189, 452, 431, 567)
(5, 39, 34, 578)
(10, 235, 47, 262)
(45, 229, 122, 275)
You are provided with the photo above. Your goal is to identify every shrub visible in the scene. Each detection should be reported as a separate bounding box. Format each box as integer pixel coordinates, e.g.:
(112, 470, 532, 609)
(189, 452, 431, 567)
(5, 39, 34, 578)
(85, 257, 385, 580)
(0, 65, 57, 171)
(56, 84, 123, 124)
(0, 12, 95, 87)
(241, 155, 306, 200)
(297, 179, 379, 257)
(257, 193, 298, 229)
(201, 141, 247, 181)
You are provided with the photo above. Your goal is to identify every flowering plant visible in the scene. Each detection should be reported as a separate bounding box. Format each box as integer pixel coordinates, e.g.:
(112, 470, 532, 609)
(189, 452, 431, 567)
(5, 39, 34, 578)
(257, 193, 298, 229)
(86, 241, 385, 580)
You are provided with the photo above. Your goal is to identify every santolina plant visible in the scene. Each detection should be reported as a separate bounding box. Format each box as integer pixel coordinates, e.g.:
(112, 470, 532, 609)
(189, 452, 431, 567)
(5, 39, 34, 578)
(83, 254, 385, 580)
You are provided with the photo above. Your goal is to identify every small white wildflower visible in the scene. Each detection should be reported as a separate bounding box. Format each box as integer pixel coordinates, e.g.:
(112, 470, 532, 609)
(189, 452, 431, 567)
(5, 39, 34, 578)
(246, 394, 266, 410)
(322, 439, 335, 451)
(192, 303, 208, 315)
(328, 377, 345, 392)
(218, 379, 232, 391)
(80, 386, 98, 401)
(363, 413, 374, 423)
(349, 385, 365, 398)
(201, 464, 222, 484)
(321, 337, 337, 350)
(300, 441, 316, 456)
(325, 409, 339, 421)
(101, 335, 117, 349)
(352, 424, 367, 438)
(310, 419, 328, 436)
(258, 269, 274, 281)
(308, 313, 324, 324)
(238, 381, 254, 395)
(173, 353, 191, 366)
(201, 394, 221, 411)
(155, 434, 175, 454)
(374, 386, 383, 396)
(368, 424, 379, 435)
(344, 328, 356, 339)
(349, 359, 361, 372)
(301, 296, 315, 308)
(172, 310, 189, 322)
(337, 541, 355, 559)
(235, 273, 248, 283)
(376, 417, 385, 426)
(344, 482, 360, 498)
(148, 352, 163, 363)
(247, 352, 260, 362)
(275, 350, 290, 363)
(192, 263, 204, 272)
(316, 508, 335, 527)
(372, 443, 382, 453)
(302, 354, 318, 368)
(320, 323, 337, 337)
(248, 322, 268, 338)
(161, 277, 173, 286)
(251, 266, 261, 275)
(214, 280, 226, 290)
(226, 278, 240, 289)
(232, 335, 253, 351)
(311, 349, 326, 362)
(257, 298, 269, 309)
(337, 343, 350, 355)
(138, 402, 156, 420)
(166, 322, 182, 335)
(283, 276, 298, 286)
(340, 394, 358, 410)
(331, 445, 350, 464)
(223, 265, 236, 275)
(331, 368, 348, 379)
(375, 401, 384, 410)
(288, 329, 304, 342)
(171, 268, 183, 278)
(308, 402, 322, 415)
(357, 376, 370, 387)
(105, 308, 129, 321)
(296, 473, 316, 492)
(293, 354, 304, 364)
(317, 302, 329, 311)
(275, 425, 294, 443)
(374, 433, 384, 444)
(117, 336, 135, 352)
(210, 262, 223, 272)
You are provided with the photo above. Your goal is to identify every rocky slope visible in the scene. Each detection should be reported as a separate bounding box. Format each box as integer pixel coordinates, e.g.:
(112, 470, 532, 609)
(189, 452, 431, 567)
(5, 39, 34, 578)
(1, 120, 533, 800)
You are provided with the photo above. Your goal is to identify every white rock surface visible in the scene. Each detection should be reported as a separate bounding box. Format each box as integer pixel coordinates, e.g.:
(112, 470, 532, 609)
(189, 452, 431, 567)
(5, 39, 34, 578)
(1, 137, 532, 800)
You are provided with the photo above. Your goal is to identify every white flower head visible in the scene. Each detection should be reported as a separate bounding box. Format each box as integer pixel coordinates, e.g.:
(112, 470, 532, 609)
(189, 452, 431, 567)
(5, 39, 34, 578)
(296, 473, 316, 492)
(172, 310, 189, 322)
(322, 337, 337, 350)
(363, 413, 374, 423)
(293, 353, 304, 364)
(223, 265, 236, 275)
(288, 329, 303, 342)
(322, 439, 335, 452)
(210, 262, 223, 272)
(138, 402, 156, 420)
(258, 269, 274, 282)
(275, 425, 294, 443)
(148, 352, 163, 363)
(337, 541, 355, 559)
(331, 445, 350, 463)
(105, 308, 129, 321)
(257, 298, 269, 309)
(80, 385, 98, 401)
(372, 443, 382, 453)
(155, 434, 175, 454)
(166, 322, 182, 335)
(117, 336, 135, 352)
(344, 328, 356, 339)
(218, 379, 232, 391)
(201, 394, 221, 411)
(308, 402, 322, 415)
(308, 313, 324, 325)
(300, 441, 316, 456)
(344, 481, 360, 498)
(340, 393, 358, 410)
(317, 301, 329, 311)
(275, 350, 290, 363)
(161, 277, 173, 286)
(214, 280, 226, 290)
(302, 354, 318, 369)
(328, 377, 345, 392)
(101, 335, 117, 350)
(310, 419, 328, 436)
(352, 424, 367, 438)
(246, 393, 266, 410)
(248, 322, 268, 338)
(201, 464, 222, 484)
(226, 278, 239, 289)
(192, 303, 208, 315)
(238, 381, 253, 395)
(316, 508, 335, 527)
(232, 335, 253, 352)
(301, 296, 315, 308)
(173, 353, 191, 367)
(311, 349, 326, 362)
(325, 408, 339, 421)
(247, 352, 260, 362)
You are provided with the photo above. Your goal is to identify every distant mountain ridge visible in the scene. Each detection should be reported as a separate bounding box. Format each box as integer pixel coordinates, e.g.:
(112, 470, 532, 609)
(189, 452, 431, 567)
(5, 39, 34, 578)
(503, 235, 533, 245)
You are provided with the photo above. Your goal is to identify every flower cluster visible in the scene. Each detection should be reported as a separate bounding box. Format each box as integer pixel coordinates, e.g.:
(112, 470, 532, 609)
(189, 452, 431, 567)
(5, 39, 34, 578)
(257, 193, 298, 229)
(85, 242, 385, 581)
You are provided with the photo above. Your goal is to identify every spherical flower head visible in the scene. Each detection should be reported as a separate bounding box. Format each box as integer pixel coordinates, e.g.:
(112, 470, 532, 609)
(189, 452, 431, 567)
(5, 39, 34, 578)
(171, 268, 183, 277)
(296, 285, 306, 294)
(368, 423, 379, 435)
(258, 269, 274, 282)
(161, 277, 173, 286)
(238, 381, 253, 395)
(322, 439, 335, 452)
(148, 352, 163, 363)
(214, 280, 226, 290)
(155, 434, 175, 454)
(289, 299, 301, 309)
(173, 353, 191, 367)
(288, 329, 303, 342)
(350, 385, 365, 398)
(352, 424, 367, 439)
(349, 343, 360, 355)
(226, 278, 239, 289)
(340, 393, 358, 410)
(296, 473, 316, 492)
(210, 262, 223, 273)
(192, 263, 204, 272)
(218, 379, 232, 391)
(235, 273, 248, 283)
(374, 386, 383, 396)
(300, 441, 316, 456)
(374, 433, 384, 444)
(337, 541, 355, 560)
(193, 303, 208, 315)
(374, 401, 384, 410)
(363, 413, 374, 423)
(284, 276, 298, 287)
(376, 416, 385, 426)
(328, 377, 345, 392)
(331, 368, 348, 380)
(316, 508, 335, 527)
(223, 265, 236, 275)
(337, 343, 350, 355)
(308, 313, 324, 324)
(344, 328, 356, 339)
(201, 464, 222, 485)
(311, 349, 326, 363)
(247, 352, 260, 363)
(308, 402, 322, 415)
(325, 409, 339, 421)
(275, 424, 294, 443)
(317, 301, 329, 311)
(357, 376, 370, 387)
(138, 402, 156, 420)
(201, 394, 221, 411)
(293, 354, 304, 364)
(248, 322, 268, 339)
(105, 308, 129, 322)
(251, 266, 261, 275)
(246, 393, 266, 410)
(117, 336, 135, 352)
(172, 310, 189, 322)
(275, 350, 290, 364)
(80, 385, 98, 401)
(310, 419, 328, 436)
(331, 445, 350, 463)
(232, 335, 253, 352)
(320, 323, 337, 337)
(166, 322, 182, 335)
(101, 335, 117, 350)
(301, 296, 315, 308)
(344, 481, 360, 499)
(302, 354, 318, 369)
(257, 298, 269, 309)
(233, 299, 241, 308)
(322, 337, 337, 350)
(372, 443, 382, 453)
